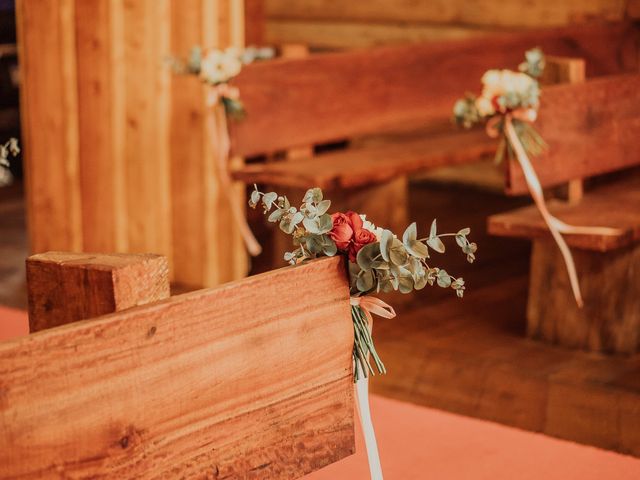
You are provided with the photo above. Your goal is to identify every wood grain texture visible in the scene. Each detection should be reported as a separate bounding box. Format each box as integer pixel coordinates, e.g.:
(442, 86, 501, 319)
(16, 0, 83, 253)
(26, 252, 170, 333)
(2, 256, 355, 479)
(266, 0, 630, 29)
(75, 0, 127, 253)
(230, 23, 640, 157)
(234, 128, 495, 189)
(505, 74, 640, 194)
(488, 175, 640, 251)
(527, 239, 640, 354)
(170, 0, 248, 289)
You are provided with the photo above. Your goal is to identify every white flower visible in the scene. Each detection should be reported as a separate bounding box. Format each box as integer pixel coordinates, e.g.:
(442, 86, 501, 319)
(361, 214, 384, 241)
(475, 96, 495, 116)
(199, 48, 242, 84)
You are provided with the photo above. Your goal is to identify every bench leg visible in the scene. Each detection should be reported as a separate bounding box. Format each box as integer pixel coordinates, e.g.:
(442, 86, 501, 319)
(527, 239, 640, 354)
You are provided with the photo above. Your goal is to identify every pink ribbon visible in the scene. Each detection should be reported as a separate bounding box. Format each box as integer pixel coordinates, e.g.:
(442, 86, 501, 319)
(206, 85, 262, 256)
(350, 296, 396, 322)
(497, 112, 621, 307)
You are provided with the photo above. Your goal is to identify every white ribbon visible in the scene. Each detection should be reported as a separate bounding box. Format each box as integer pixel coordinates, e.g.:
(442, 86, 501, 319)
(356, 373, 383, 480)
(502, 115, 621, 307)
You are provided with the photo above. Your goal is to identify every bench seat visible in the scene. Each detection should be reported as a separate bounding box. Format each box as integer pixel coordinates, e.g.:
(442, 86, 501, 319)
(488, 175, 640, 252)
(233, 128, 495, 190)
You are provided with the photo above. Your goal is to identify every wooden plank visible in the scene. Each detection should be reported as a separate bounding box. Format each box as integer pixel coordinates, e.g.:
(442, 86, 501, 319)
(26, 252, 170, 333)
(488, 175, 640, 251)
(266, 19, 491, 50)
(230, 23, 640, 157)
(122, 0, 172, 259)
(234, 128, 496, 189)
(170, 0, 248, 289)
(75, 0, 127, 252)
(0, 256, 355, 479)
(16, 0, 83, 253)
(505, 74, 640, 194)
(266, 0, 629, 29)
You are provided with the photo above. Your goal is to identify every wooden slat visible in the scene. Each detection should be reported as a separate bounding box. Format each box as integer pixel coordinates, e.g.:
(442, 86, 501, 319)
(230, 23, 640, 157)
(505, 74, 640, 194)
(488, 175, 640, 251)
(0, 256, 355, 479)
(17, 0, 83, 253)
(234, 128, 496, 189)
(26, 252, 170, 333)
(266, 0, 630, 29)
(75, 0, 127, 252)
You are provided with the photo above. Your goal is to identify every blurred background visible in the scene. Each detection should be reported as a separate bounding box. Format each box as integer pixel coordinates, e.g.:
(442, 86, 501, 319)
(1, 0, 640, 464)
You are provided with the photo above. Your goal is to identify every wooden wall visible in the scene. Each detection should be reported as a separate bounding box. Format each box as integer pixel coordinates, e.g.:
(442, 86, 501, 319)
(17, 0, 247, 288)
(264, 0, 640, 49)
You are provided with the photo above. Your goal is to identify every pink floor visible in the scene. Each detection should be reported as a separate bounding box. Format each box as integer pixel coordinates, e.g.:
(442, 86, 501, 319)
(2, 307, 640, 479)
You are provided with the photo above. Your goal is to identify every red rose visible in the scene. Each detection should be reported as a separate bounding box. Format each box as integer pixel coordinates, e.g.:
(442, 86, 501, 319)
(329, 211, 377, 262)
(329, 212, 354, 251)
(349, 227, 376, 263)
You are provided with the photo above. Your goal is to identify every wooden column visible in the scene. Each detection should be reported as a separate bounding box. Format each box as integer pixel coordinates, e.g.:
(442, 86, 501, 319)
(170, 0, 248, 288)
(18, 0, 248, 289)
(26, 251, 170, 332)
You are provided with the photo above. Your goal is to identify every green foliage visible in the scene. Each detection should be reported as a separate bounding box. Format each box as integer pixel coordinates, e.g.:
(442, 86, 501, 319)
(249, 185, 477, 381)
(0, 138, 19, 188)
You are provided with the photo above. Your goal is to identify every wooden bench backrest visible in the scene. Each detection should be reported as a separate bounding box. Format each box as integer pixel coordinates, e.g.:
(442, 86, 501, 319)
(505, 73, 640, 194)
(0, 255, 354, 479)
(230, 22, 640, 157)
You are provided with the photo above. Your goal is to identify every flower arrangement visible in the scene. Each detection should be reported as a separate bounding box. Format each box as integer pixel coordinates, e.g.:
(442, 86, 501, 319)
(171, 46, 274, 119)
(250, 186, 476, 381)
(453, 48, 546, 164)
(0, 138, 19, 187)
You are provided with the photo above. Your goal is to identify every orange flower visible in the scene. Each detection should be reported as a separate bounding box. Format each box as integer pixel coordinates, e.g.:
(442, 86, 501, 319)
(330, 211, 377, 262)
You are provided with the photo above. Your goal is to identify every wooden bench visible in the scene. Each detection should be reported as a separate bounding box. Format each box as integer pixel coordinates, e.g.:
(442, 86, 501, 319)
(0, 253, 354, 479)
(226, 22, 639, 265)
(488, 73, 640, 355)
(230, 23, 638, 190)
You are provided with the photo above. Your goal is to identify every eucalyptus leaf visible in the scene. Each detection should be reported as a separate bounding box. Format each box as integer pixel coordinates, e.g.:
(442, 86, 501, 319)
(250, 190, 260, 206)
(436, 269, 452, 288)
(389, 239, 408, 266)
(303, 188, 323, 203)
(262, 192, 277, 210)
(356, 270, 375, 292)
(268, 208, 284, 223)
(406, 240, 429, 259)
(380, 229, 393, 262)
(323, 241, 337, 256)
(291, 211, 304, 226)
(316, 199, 331, 216)
(429, 219, 438, 239)
(303, 217, 320, 234)
(317, 213, 333, 234)
(402, 222, 417, 245)
(356, 242, 381, 271)
(427, 236, 446, 254)
(398, 275, 414, 294)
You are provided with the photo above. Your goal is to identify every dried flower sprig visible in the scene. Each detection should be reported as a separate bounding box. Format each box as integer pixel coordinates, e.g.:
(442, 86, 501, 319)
(250, 185, 476, 381)
(0, 138, 19, 187)
(453, 48, 547, 164)
(170, 46, 274, 119)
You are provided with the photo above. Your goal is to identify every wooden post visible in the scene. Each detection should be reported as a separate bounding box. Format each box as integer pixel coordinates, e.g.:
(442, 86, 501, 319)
(26, 252, 170, 333)
(542, 56, 586, 205)
(527, 240, 640, 354)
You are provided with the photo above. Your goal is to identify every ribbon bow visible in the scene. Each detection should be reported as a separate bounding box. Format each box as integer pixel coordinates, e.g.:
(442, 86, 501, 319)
(493, 110, 621, 307)
(350, 296, 396, 322)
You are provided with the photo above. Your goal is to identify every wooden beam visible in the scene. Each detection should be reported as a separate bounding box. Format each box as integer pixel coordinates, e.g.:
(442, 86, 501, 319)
(26, 252, 170, 333)
(0, 256, 355, 479)
(16, 0, 83, 253)
(505, 74, 640, 194)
